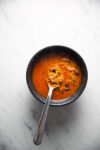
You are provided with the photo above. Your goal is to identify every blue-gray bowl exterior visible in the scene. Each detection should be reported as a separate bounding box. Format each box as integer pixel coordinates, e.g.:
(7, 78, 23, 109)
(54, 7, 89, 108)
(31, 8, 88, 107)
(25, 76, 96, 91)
(26, 45, 88, 106)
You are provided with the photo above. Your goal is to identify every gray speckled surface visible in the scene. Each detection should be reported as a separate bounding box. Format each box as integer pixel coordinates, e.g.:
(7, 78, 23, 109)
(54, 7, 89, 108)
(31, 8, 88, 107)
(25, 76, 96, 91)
(0, 0, 100, 150)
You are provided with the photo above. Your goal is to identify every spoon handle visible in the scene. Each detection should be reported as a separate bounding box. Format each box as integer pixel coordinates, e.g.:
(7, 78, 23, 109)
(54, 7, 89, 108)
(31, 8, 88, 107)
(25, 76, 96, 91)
(33, 87, 53, 145)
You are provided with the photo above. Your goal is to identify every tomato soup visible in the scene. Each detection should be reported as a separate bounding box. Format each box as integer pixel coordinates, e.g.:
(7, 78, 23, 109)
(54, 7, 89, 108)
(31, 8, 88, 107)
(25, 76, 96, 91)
(32, 52, 81, 100)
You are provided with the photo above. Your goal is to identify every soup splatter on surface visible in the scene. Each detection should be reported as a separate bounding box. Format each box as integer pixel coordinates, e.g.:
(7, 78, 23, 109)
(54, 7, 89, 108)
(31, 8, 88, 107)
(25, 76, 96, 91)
(32, 52, 81, 100)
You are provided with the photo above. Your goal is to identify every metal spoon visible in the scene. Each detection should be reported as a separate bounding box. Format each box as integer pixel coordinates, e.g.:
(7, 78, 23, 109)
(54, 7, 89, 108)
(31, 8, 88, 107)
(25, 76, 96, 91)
(33, 85, 56, 145)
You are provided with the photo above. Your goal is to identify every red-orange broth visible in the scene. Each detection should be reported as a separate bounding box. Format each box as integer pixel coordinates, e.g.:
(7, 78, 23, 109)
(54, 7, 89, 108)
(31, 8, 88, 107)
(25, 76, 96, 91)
(32, 52, 81, 100)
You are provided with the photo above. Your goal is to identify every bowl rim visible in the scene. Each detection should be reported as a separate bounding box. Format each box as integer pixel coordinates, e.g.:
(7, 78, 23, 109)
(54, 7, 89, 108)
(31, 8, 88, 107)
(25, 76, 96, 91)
(26, 45, 88, 106)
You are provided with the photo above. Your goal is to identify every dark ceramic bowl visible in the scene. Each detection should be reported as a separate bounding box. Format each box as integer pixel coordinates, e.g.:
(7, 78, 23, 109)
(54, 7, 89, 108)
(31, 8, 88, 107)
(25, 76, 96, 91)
(26, 45, 88, 106)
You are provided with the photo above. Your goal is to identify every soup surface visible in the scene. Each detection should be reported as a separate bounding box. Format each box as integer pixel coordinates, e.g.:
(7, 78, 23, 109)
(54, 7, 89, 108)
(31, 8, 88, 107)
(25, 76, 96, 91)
(32, 52, 81, 100)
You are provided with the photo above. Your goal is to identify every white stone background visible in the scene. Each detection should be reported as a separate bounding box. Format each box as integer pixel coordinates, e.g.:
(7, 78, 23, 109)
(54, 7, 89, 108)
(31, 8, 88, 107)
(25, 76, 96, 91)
(0, 0, 100, 150)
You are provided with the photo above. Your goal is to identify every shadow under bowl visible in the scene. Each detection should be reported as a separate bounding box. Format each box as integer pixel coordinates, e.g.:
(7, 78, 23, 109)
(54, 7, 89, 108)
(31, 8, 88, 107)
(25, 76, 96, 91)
(26, 45, 88, 106)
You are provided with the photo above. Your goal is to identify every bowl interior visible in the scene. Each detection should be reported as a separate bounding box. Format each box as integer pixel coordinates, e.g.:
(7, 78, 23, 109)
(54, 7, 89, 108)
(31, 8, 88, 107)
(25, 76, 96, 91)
(26, 46, 88, 106)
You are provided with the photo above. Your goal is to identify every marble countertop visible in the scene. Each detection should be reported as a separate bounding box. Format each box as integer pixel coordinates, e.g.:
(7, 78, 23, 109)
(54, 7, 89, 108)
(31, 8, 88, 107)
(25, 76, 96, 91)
(0, 0, 100, 150)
